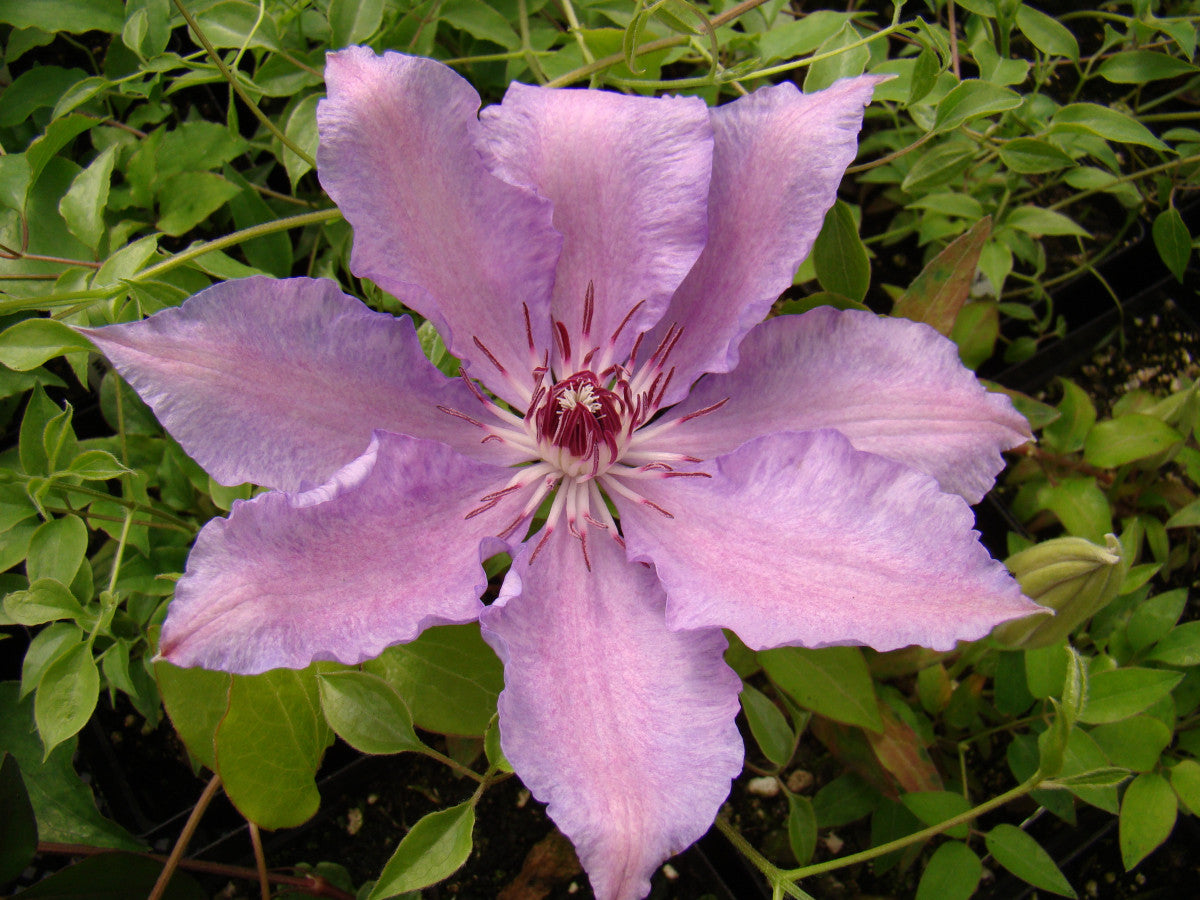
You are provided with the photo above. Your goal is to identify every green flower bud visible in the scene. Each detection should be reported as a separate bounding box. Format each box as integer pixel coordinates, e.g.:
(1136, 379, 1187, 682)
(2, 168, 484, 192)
(992, 534, 1126, 650)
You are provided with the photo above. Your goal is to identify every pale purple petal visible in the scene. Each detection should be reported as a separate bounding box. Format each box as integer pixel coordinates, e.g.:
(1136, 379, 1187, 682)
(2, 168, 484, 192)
(479, 83, 712, 369)
(640, 309, 1031, 504)
(615, 431, 1042, 653)
(318, 49, 561, 404)
(648, 77, 882, 406)
(480, 529, 742, 900)
(80, 277, 530, 493)
(159, 432, 526, 674)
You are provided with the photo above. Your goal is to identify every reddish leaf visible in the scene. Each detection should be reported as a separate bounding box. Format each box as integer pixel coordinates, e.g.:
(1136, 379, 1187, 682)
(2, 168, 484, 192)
(893, 217, 992, 336)
(867, 705, 944, 793)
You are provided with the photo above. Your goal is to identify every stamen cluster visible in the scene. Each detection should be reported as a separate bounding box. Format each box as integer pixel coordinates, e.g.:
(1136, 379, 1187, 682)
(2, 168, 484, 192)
(445, 282, 724, 566)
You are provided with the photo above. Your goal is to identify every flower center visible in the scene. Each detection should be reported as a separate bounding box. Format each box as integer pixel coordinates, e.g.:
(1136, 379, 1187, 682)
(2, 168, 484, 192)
(533, 371, 625, 478)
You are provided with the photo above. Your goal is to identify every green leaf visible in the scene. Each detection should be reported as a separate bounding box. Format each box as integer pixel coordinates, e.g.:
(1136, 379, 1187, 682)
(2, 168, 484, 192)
(15, 852, 206, 900)
(1120, 773, 1177, 870)
(190, 0, 279, 50)
(328, 0, 383, 47)
(1169, 759, 1200, 816)
(155, 171, 241, 236)
(1089, 716, 1171, 772)
(1015, 5, 1079, 59)
(0, 153, 32, 213)
(3, 578, 89, 626)
(123, 0, 171, 58)
(786, 793, 817, 865)
(998, 137, 1076, 174)
(812, 772, 882, 827)
(986, 824, 1077, 897)
(901, 791, 972, 839)
(1079, 668, 1183, 725)
(369, 801, 476, 898)
(282, 93, 321, 189)
(1042, 378, 1096, 454)
(1036, 477, 1112, 543)
(1004, 206, 1091, 238)
(757, 10, 852, 62)
(1051, 104, 1169, 152)
(901, 140, 976, 193)
(483, 717, 511, 773)
(1084, 414, 1181, 467)
(27, 515, 87, 585)
(1166, 497, 1200, 529)
(365, 624, 502, 737)
(915, 840, 982, 900)
(318, 671, 423, 756)
(155, 121, 248, 181)
(440, 0, 521, 50)
(0, 66, 87, 126)
(1099, 50, 1198, 84)
(1147, 621, 1200, 667)
(951, 300, 999, 369)
(0, 683, 139, 849)
(156, 661, 231, 772)
(803, 21, 870, 93)
(1152, 207, 1191, 283)
(0, 754, 39, 884)
(58, 144, 116, 249)
(0, 0, 122, 32)
(909, 45, 940, 104)
(812, 200, 869, 302)
(740, 684, 794, 768)
(1025, 642, 1068, 700)
(933, 80, 1022, 133)
(34, 641, 100, 758)
(67, 449, 131, 480)
(216, 668, 332, 828)
(1126, 588, 1187, 652)
(760, 646, 882, 733)
(42, 401, 78, 474)
(0, 318, 96, 372)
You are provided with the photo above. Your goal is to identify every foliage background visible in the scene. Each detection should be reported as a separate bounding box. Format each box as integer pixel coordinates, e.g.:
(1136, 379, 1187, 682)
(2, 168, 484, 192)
(1, 1, 1198, 898)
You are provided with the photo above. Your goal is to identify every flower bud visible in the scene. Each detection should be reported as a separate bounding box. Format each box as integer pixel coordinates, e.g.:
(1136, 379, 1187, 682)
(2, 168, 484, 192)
(992, 534, 1126, 649)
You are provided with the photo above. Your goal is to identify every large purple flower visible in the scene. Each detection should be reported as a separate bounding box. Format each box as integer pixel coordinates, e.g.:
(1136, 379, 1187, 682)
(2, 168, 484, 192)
(83, 49, 1041, 900)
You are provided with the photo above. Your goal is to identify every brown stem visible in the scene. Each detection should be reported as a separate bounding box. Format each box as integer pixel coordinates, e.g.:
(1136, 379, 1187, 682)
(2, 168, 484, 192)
(0, 242, 102, 269)
(36, 843, 356, 900)
(148, 773, 223, 900)
(249, 822, 270, 900)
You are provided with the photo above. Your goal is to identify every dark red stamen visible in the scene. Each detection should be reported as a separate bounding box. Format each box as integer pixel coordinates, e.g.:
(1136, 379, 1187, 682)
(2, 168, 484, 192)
(554, 320, 571, 363)
(472, 336, 506, 374)
(677, 397, 729, 424)
(535, 371, 625, 472)
(582, 280, 595, 337)
(522, 302, 535, 353)
(437, 405, 484, 428)
(627, 332, 645, 370)
(611, 299, 646, 346)
(458, 370, 488, 405)
(641, 499, 674, 519)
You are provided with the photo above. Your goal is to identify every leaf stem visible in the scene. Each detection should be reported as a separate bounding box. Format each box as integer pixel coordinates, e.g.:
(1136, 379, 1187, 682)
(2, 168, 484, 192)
(148, 773, 223, 900)
(785, 771, 1044, 880)
(545, 0, 770, 87)
(132, 208, 342, 285)
(249, 821, 271, 900)
(37, 842, 356, 899)
(172, 0, 316, 168)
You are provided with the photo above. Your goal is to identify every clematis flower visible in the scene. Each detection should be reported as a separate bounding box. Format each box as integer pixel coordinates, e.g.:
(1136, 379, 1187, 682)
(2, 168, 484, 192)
(82, 49, 1043, 900)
